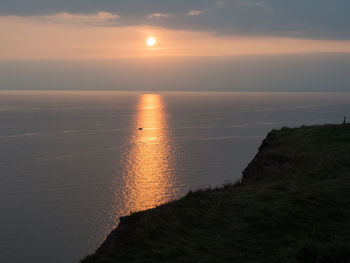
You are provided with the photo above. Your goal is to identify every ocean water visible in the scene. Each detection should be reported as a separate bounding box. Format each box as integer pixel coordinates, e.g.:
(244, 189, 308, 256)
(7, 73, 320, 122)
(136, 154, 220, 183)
(0, 91, 349, 263)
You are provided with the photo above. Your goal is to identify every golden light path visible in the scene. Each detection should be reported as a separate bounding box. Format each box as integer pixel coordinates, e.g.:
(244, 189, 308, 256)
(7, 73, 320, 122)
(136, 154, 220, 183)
(118, 94, 178, 215)
(90, 94, 178, 245)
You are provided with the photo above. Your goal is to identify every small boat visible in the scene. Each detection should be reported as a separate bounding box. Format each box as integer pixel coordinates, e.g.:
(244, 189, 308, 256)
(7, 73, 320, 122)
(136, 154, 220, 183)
(138, 128, 143, 130)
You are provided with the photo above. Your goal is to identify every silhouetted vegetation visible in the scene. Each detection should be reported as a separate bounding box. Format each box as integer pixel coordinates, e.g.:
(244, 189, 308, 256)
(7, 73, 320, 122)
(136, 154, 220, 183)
(82, 124, 350, 263)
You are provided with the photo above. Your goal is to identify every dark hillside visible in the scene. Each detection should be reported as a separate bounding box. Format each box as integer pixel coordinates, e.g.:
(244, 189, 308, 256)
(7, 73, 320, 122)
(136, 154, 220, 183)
(82, 124, 350, 263)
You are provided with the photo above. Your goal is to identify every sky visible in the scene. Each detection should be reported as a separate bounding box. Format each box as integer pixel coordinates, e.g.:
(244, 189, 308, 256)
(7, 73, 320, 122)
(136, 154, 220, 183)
(1, 0, 350, 91)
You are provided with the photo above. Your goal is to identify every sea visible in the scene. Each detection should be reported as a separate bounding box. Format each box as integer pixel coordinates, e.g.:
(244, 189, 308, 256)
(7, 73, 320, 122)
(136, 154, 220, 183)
(1, 91, 349, 263)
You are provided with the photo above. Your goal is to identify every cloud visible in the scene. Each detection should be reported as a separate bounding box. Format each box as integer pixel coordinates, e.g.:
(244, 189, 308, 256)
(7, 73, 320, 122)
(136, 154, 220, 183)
(240, 1, 264, 7)
(148, 13, 172, 19)
(215, 1, 228, 8)
(187, 10, 204, 16)
(39, 12, 119, 26)
(0, 0, 350, 39)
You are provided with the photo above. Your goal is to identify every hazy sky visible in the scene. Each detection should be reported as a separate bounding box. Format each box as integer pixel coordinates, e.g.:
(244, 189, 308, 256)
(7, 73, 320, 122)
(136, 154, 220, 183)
(1, 1, 350, 91)
(1, 54, 350, 92)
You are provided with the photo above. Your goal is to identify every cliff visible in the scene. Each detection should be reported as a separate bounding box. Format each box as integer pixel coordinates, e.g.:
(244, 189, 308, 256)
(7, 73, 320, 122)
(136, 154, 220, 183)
(82, 124, 350, 263)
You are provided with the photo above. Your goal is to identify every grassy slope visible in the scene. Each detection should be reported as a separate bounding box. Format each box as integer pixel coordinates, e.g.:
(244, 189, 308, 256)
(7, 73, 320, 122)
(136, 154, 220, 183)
(82, 124, 350, 263)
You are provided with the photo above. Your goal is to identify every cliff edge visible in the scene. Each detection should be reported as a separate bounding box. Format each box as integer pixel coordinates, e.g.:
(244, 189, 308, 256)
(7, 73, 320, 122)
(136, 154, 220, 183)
(82, 124, 350, 263)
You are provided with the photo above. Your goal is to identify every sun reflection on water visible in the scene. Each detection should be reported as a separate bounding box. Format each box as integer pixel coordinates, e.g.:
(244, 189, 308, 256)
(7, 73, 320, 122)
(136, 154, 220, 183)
(118, 94, 177, 215)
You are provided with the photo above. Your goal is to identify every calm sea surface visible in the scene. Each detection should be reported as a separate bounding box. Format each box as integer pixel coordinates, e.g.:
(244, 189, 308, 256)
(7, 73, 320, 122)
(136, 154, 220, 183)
(1, 91, 350, 263)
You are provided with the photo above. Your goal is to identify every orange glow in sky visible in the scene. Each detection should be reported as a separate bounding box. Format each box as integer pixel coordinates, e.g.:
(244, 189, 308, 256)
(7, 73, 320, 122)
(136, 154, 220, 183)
(1, 15, 350, 59)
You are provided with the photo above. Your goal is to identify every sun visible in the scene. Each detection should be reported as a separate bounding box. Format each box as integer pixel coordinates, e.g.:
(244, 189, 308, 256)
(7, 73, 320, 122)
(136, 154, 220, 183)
(146, 37, 156, 47)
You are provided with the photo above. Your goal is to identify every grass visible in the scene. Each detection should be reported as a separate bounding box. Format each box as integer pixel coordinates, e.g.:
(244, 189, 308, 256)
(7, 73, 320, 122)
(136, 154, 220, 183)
(82, 124, 350, 263)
